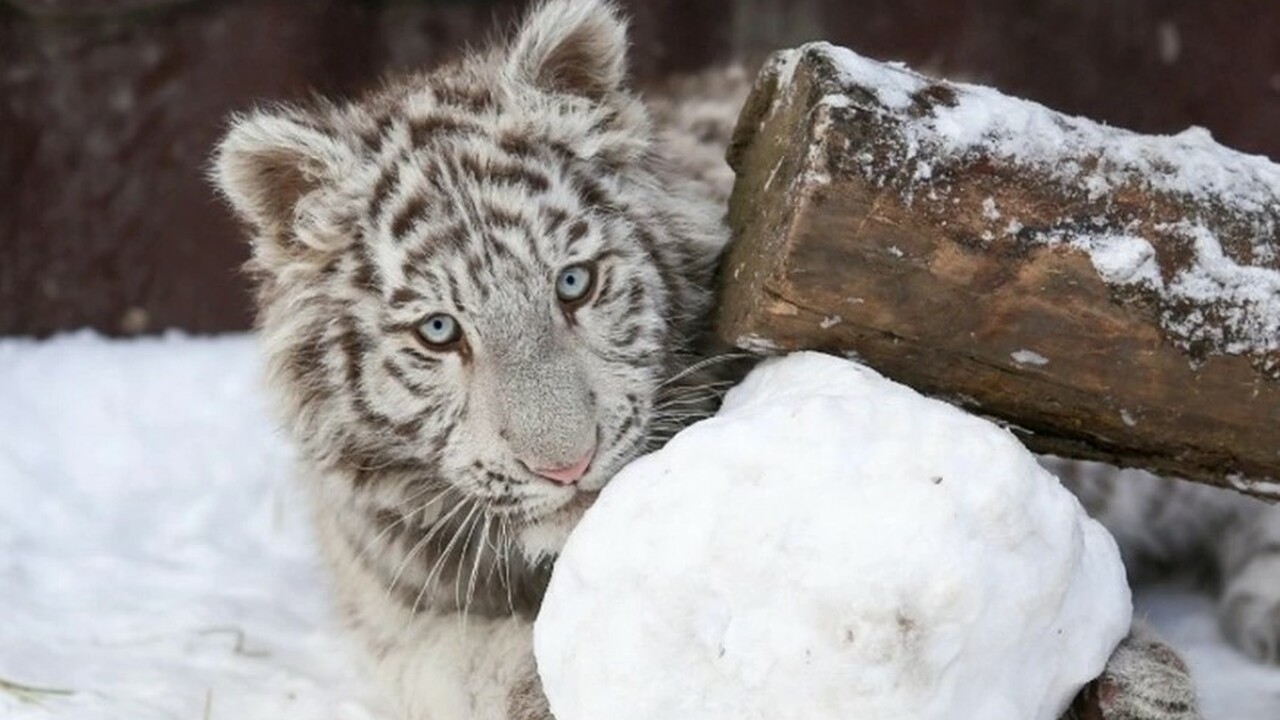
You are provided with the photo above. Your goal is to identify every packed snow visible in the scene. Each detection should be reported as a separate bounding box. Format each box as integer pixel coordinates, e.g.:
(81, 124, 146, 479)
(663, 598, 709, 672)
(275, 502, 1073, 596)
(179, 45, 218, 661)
(2, 334, 1278, 719)
(535, 353, 1131, 720)
(769, 43, 1280, 364)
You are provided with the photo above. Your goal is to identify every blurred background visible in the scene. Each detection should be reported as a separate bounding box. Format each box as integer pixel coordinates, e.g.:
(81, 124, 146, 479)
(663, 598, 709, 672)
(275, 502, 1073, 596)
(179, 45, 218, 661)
(3, 0, 1279, 338)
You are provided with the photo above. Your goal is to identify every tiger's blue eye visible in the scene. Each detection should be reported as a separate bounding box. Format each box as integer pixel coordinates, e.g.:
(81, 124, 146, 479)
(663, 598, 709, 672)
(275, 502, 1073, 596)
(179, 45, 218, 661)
(416, 314, 461, 347)
(556, 264, 595, 304)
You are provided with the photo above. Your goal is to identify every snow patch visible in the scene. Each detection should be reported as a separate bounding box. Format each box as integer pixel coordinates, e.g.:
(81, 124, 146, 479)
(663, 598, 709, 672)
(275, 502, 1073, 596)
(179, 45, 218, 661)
(735, 334, 780, 354)
(1080, 235, 1164, 289)
(1156, 222, 1280, 357)
(822, 45, 918, 111)
(1228, 475, 1280, 499)
(1010, 349, 1050, 367)
(982, 197, 1001, 221)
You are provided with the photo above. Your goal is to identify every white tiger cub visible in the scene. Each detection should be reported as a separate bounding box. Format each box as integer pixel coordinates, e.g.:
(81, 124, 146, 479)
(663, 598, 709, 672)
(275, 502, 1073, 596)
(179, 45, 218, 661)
(207, 1, 1260, 717)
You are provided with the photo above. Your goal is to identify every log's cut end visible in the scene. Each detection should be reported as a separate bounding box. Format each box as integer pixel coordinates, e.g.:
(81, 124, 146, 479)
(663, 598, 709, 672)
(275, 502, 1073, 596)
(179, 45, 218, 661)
(716, 42, 1280, 498)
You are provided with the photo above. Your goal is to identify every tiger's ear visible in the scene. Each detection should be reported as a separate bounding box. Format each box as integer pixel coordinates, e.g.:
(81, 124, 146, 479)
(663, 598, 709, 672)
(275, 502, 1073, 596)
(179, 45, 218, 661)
(506, 0, 630, 101)
(211, 108, 355, 272)
(213, 109, 351, 232)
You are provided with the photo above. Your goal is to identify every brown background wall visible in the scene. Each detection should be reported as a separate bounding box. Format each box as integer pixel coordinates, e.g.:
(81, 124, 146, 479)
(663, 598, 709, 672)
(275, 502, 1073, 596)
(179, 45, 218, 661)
(3, 0, 1279, 337)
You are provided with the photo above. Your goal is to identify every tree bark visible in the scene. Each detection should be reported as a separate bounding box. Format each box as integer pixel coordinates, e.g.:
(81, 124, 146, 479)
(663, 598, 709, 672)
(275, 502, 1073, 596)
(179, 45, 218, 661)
(716, 43, 1280, 499)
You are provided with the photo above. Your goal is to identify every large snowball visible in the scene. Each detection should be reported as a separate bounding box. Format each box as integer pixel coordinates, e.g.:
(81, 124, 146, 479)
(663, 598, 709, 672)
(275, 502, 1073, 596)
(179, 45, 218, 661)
(534, 353, 1131, 720)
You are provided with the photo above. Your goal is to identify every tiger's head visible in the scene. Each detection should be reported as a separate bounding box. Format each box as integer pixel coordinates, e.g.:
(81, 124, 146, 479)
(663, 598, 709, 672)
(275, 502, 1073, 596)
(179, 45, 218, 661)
(212, 0, 730, 561)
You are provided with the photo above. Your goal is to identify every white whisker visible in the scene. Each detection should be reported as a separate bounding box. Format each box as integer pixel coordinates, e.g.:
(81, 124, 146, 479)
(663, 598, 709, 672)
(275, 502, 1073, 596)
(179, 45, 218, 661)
(385, 495, 468, 602)
(658, 352, 750, 389)
(413, 500, 479, 616)
(356, 484, 452, 566)
(463, 513, 492, 628)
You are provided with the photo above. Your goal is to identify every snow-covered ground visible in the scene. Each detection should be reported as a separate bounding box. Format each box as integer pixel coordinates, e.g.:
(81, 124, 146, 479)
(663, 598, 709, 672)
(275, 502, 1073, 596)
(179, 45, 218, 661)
(0, 334, 383, 720)
(1, 333, 1277, 719)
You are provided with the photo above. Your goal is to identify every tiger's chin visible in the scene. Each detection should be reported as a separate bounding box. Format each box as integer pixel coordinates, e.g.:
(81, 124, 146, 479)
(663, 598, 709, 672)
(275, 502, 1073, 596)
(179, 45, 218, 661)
(514, 489, 600, 562)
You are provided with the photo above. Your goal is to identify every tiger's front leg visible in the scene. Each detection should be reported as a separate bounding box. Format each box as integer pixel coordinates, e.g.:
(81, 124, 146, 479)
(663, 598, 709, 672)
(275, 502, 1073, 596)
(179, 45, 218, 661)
(361, 608, 545, 720)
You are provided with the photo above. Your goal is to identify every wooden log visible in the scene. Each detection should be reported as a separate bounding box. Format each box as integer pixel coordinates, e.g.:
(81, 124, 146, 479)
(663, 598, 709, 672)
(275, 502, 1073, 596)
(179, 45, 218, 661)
(717, 43, 1280, 499)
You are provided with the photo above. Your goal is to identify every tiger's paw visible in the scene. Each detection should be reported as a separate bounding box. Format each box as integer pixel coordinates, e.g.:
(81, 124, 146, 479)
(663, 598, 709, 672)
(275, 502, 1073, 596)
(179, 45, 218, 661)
(1069, 624, 1200, 720)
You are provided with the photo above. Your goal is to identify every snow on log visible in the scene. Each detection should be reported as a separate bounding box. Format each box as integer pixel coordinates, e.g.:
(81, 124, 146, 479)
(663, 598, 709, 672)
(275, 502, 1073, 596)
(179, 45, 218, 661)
(716, 43, 1280, 499)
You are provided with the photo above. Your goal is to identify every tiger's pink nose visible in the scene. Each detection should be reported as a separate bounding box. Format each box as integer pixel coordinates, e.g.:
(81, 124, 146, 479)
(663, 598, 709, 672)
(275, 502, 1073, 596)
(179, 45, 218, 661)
(526, 446, 595, 485)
